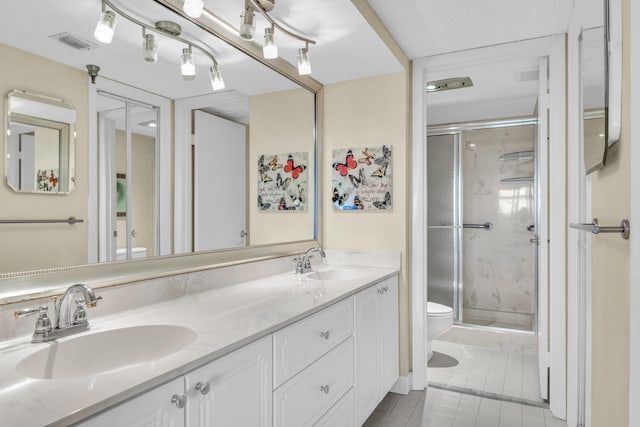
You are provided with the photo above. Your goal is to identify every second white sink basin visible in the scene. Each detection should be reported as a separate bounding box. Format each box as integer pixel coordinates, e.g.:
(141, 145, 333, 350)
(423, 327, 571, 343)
(307, 269, 367, 281)
(16, 324, 197, 380)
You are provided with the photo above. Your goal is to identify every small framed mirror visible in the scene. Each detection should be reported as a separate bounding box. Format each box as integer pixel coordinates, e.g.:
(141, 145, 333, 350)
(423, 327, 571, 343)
(5, 90, 76, 193)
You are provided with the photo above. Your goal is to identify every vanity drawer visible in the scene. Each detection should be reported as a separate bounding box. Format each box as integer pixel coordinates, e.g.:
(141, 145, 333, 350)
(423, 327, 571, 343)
(313, 387, 354, 427)
(274, 336, 354, 427)
(273, 297, 354, 387)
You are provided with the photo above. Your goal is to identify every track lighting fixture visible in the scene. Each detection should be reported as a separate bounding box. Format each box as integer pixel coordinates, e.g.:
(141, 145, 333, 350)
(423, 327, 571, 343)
(244, 0, 316, 74)
(297, 46, 311, 75)
(94, 10, 117, 44)
(93, 0, 224, 92)
(181, 46, 196, 80)
(263, 26, 278, 59)
(142, 31, 157, 63)
(182, 0, 204, 18)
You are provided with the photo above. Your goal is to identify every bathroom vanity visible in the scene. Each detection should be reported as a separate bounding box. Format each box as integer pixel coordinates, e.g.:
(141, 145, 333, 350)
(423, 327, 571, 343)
(0, 257, 399, 427)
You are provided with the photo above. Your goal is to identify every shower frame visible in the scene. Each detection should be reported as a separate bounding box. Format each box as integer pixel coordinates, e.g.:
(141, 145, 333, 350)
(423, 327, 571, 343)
(428, 116, 539, 333)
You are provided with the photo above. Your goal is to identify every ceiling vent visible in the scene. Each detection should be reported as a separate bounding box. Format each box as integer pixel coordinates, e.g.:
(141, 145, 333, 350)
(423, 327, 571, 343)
(426, 77, 473, 92)
(516, 68, 539, 82)
(49, 32, 99, 51)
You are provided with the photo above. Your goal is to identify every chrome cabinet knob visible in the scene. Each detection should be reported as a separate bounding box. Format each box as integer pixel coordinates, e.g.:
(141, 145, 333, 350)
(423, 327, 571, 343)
(195, 381, 211, 395)
(320, 331, 330, 340)
(171, 394, 187, 409)
(320, 385, 330, 394)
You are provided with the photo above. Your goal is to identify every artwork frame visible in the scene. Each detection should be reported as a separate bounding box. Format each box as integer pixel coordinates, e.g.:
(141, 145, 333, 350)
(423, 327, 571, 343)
(331, 145, 392, 211)
(257, 152, 308, 212)
(116, 173, 126, 217)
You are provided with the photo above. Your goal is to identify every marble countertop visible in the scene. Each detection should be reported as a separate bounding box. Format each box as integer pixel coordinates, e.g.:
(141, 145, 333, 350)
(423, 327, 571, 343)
(0, 264, 398, 427)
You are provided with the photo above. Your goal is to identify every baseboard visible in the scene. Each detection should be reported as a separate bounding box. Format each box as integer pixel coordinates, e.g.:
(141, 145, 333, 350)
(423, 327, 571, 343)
(390, 374, 413, 395)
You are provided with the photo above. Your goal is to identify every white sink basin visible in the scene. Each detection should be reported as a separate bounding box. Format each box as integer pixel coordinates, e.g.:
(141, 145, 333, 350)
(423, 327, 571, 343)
(307, 269, 367, 281)
(16, 324, 197, 380)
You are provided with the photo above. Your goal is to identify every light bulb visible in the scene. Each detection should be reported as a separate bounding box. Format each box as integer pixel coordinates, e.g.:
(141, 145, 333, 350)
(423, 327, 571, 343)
(263, 27, 278, 59)
(181, 47, 196, 80)
(210, 65, 225, 91)
(297, 47, 311, 75)
(183, 0, 204, 18)
(94, 10, 117, 44)
(240, 11, 255, 40)
(142, 33, 157, 63)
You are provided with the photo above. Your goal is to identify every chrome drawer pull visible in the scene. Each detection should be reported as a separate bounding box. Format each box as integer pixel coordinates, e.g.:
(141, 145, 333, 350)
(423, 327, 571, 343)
(195, 381, 211, 395)
(320, 385, 330, 394)
(378, 288, 384, 295)
(383, 286, 389, 293)
(171, 394, 187, 409)
(320, 331, 330, 340)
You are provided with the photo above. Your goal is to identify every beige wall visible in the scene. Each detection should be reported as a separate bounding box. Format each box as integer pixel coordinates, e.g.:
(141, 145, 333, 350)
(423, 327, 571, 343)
(0, 43, 88, 273)
(249, 88, 315, 245)
(590, 0, 631, 424)
(323, 72, 410, 375)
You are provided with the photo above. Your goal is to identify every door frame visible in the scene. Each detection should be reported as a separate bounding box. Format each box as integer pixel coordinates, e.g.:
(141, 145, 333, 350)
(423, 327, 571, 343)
(411, 35, 567, 419)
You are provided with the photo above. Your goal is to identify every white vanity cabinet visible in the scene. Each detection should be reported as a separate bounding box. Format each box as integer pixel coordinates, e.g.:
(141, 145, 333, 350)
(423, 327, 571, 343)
(354, 276, 399, 425)
(76, 377, 186, 427)
(185, 336, 272, 427)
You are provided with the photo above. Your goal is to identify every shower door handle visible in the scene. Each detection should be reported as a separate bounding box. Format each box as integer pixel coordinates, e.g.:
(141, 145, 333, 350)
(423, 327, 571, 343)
(530, 237, 539, 244)
(463, 222, 493, 231)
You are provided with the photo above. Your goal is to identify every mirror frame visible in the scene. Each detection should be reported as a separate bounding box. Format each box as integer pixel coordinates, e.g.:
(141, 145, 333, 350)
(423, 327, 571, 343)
(605, 0, 622, 146)
(5, 89, 77, 194)
(0, 0, 324, 304)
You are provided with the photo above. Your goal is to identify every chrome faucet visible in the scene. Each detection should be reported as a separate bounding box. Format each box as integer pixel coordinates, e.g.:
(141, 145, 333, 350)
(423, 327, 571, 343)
(14, 284, 101, 343)
(295, 246, 326, 274)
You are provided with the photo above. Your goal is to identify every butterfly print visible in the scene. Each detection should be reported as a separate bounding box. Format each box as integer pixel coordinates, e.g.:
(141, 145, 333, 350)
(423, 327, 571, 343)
(373, 191, 392, 209)
(374, 145, 391, 168)
(332, 187, 340, 203)
(371, 165, 387, 178)
(283, 154, 306, 179)
(278, 197, 296, 210)
(358, 149, 375, 165)
(354, 195, 364, 210)
(276, 173, 291, 190)
(268, 156, 283, 171)
(257, 195, 271, 211)
(333, 149, 358, 176)
(258, 155, 272, 182)
(348, 168, 365, 187)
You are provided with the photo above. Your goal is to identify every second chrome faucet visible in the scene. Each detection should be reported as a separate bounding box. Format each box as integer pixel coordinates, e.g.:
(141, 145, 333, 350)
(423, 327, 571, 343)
(295, 246, 326, 274)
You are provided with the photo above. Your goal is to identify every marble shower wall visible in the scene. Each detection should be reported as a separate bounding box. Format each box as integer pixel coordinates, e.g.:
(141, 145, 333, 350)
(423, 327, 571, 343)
(461, 125, 535, 330)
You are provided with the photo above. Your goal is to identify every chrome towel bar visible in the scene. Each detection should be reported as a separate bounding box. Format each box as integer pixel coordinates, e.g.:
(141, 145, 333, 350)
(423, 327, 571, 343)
(569, 218, 630, 240)
(463, 222, 493, 231)
(0, 217, 84, 226)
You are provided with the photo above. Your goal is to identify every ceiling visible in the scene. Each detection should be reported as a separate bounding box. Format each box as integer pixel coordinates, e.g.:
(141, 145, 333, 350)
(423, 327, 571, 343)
(0, 0, 604, 123)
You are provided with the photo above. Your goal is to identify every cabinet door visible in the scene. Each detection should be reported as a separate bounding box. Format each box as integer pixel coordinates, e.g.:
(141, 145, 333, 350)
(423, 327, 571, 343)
(76, 377, 185, 427)
(381, 276, 400, 394)
(313, 388, 354, 427)
(354, 284, 381, 425)
(185, 336, 272, 427)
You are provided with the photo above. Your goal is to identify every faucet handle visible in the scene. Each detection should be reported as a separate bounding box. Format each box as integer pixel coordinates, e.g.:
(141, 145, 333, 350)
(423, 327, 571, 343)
(14, 305, 48, 318)
(14, 306, 52, 342)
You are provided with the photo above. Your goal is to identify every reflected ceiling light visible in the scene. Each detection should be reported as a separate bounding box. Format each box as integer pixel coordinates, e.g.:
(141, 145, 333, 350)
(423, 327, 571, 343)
(209, 62, 225, 91)
(183, 0, 204, 18)
(239, 6, 256, 40)
(94, 0, 224, 93)
(425, 77, 474, 92)
(142, 31, 157, 63)
(263, 26, 278, 59)
(94, 10, 117, 44)
(181, 46, 196, 80)
(297, 46, 311, 75)
(139, 120, 157, 128)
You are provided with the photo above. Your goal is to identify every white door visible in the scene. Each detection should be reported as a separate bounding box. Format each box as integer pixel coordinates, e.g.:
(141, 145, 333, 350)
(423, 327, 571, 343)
(77, 377, 185, 427)
(193, 110, 247, 251)
(536, 56, 550, 401)
(185, 336, 272, 427)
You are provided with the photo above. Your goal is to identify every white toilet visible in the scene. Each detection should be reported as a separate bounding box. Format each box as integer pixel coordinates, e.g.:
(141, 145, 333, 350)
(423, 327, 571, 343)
(427, 301, 454, 360)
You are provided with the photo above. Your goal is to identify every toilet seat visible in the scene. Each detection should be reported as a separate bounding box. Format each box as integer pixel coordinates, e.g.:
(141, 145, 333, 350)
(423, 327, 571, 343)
(427, 302, 453, 317)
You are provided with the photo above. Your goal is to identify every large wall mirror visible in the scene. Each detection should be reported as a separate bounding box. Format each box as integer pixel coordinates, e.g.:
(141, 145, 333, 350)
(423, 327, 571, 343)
(0, 0, 319, 279)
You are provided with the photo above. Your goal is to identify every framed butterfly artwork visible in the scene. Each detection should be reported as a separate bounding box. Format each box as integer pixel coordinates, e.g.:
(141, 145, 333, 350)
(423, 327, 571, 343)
(257, 152, 308, 212)
(331, 145, 392, 211)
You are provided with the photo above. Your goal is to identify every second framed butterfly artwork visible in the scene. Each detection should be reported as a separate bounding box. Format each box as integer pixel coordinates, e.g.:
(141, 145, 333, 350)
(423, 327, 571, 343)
(332, 145, 392, 211)
(258, 152, 309, 212)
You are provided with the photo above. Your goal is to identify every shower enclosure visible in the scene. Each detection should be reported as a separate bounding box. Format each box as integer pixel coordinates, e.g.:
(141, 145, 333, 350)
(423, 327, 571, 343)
(427, 119, 538, 332)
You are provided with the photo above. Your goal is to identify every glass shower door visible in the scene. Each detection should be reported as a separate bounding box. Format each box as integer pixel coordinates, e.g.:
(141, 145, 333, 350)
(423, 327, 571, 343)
(427, 133, 460, 320)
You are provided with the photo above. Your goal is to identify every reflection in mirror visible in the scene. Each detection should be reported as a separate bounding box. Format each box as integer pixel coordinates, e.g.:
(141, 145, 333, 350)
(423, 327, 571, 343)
(0, 0, 317, 277)
(5, 90, 76, 193)
(581, 26, 606, 174)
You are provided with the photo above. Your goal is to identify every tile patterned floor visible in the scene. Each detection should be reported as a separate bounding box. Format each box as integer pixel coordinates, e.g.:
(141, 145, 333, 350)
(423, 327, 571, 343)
(363, 389, 567, 427)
